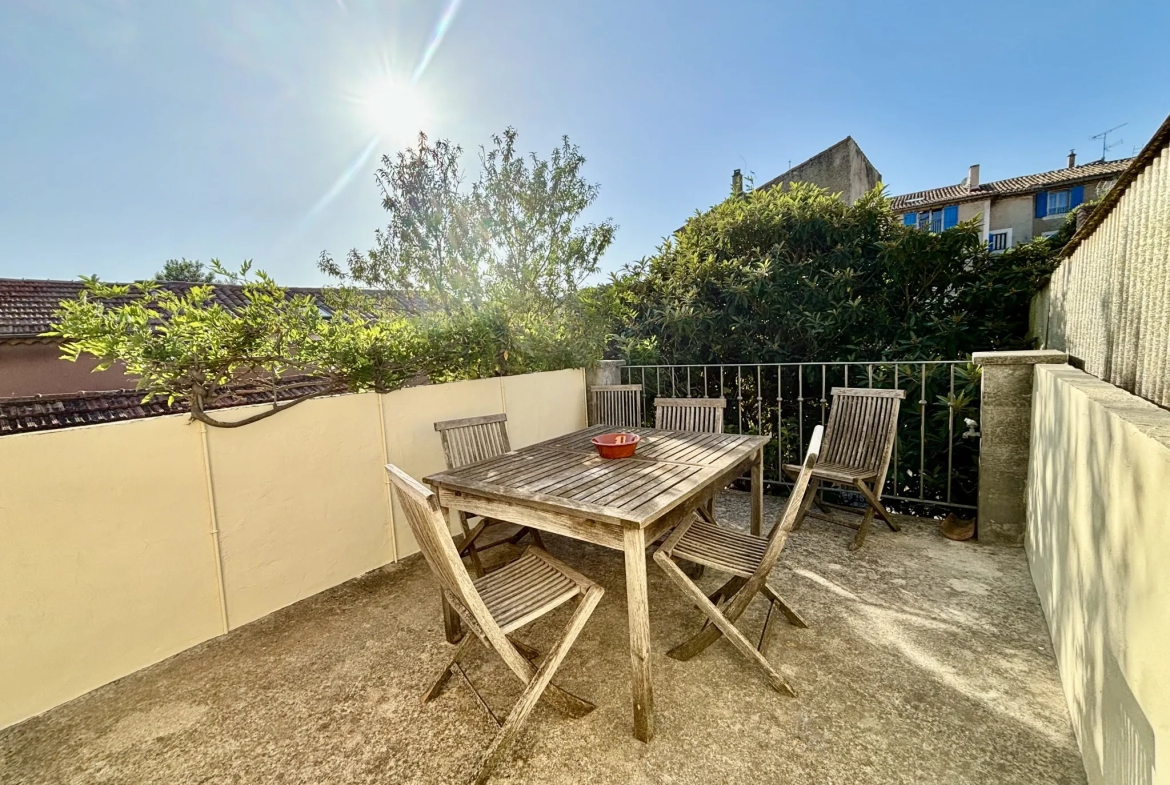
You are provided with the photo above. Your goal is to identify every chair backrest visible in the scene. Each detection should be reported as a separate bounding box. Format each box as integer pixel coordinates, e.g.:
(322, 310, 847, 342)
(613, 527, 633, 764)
(589, 384, 643, 428)
(654, 397, 726, 433)
(755, 425, 823, 577)
(820, 388, 905, 483)
(434, 413, 511, 470)
(384, 464, 499, 637)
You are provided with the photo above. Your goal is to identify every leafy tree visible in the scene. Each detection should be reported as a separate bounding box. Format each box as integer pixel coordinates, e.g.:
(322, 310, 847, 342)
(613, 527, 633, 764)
(591, 182, 1067, 509)
(50, 130, 616, 429)
(319, 128, 616, 369)
(600, 182, 1064, 365)
(319, 134, 479, 313)
(155, 258, 218, 283)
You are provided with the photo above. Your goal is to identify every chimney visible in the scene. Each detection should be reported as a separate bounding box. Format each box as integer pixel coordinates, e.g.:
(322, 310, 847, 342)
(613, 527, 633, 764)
(1067, 149, 1076, 168)
(967, 164, 980, 188)
(731, 168, 744, 198)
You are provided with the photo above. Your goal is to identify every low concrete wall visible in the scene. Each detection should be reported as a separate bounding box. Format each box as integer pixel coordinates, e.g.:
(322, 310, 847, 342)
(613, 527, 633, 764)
(1027, 364, 1170, 785)
(0, 368, 586, 730)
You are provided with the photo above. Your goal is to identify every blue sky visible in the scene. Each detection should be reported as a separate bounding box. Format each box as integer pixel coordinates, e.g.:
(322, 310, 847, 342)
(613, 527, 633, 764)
(1, 0, 1167, 285)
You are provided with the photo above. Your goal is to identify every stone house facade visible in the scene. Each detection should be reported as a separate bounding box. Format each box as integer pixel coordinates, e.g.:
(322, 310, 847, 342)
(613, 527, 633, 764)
(889, 154, 1131, 251)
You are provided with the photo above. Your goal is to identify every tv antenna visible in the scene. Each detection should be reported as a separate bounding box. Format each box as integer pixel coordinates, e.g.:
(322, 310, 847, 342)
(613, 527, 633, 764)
(1090, 123, 1127, 161)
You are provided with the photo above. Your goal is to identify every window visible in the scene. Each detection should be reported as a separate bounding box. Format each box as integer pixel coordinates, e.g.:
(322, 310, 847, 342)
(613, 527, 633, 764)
(988, 229, 1012, 253)
(1035, 186, 1084, 219)
(908, 204, 960, 233)
(918, 210, 942, 232)
(1047, 189, 1071, 216)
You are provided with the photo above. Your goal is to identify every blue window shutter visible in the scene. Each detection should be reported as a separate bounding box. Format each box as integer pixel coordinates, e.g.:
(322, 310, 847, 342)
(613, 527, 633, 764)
(1070, 185, 1084, 207)
(943, 205, 959, 229)
(1035, 191, 1048, 218)
(903, 213, 917, 227)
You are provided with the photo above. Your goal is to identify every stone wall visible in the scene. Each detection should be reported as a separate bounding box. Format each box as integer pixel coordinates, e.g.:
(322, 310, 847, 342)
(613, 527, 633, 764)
(972, 350, 1066, 545)
(759, 137, 881, 205)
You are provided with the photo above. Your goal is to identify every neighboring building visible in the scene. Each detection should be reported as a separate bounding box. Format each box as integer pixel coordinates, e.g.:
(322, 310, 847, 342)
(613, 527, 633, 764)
(756, 136, 882, 205)
(0, 278, 406, 399)
(1, 278, 142, 398)
(889, 153, 1132, 251)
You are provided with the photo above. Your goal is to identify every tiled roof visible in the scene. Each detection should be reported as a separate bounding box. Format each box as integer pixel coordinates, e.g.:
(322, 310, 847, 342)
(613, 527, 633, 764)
(889, 158, 1133, 212)
(0, 278, 414, 337)
(0, 376, 337, 436)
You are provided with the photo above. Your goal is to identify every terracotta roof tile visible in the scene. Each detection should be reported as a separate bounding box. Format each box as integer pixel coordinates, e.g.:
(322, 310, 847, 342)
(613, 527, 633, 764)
(889, 158, 1133, 212)
(0, 376, 337, 436)
(0, 279, 415, 337)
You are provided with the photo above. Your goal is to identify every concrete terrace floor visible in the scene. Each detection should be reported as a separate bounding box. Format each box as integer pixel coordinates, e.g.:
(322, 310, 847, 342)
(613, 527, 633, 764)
(1, 491, 1085, 785)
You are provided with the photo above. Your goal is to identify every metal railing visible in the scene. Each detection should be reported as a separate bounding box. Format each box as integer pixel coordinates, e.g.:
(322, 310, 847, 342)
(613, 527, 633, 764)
(621, 361, 981, 512)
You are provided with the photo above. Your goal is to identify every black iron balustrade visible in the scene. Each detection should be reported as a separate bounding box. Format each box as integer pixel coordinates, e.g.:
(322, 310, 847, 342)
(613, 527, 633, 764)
(621, 361, 981, 513)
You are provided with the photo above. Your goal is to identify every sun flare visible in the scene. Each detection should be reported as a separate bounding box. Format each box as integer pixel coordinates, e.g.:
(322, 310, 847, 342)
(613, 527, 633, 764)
(358, 76, 430, 142)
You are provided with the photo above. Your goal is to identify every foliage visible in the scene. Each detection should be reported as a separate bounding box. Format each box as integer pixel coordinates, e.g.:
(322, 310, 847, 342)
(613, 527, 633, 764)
(590, 183, 1070, 510)
(319, 134, 478, 313)
(155, 258, 218, 283)
(598, 182, 1065, 365)
(50, 130, 615, 428)
(319, 128, 615, 370)
(49, 261, 430, 428)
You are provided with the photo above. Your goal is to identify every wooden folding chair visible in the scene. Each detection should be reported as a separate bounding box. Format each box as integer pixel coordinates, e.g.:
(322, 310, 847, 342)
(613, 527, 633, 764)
(653, 426, 823, 696)
(385, 464, 604, 785)
(588, 384, 643, 428)
(653, 396, 727, 433)
(653, 397, 727, 575)
(782, 387, 905, 551)
(434, 414, 544, 578)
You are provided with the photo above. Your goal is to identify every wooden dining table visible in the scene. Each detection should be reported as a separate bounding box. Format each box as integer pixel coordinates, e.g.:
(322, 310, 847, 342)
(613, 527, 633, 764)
(424, 424, 772, 743)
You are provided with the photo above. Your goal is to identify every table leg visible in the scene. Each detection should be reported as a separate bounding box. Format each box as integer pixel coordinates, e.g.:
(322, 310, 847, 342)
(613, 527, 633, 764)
(751, 448, 764, 536)
(622, 526, 654, 743)
(441, 590, 463, 644)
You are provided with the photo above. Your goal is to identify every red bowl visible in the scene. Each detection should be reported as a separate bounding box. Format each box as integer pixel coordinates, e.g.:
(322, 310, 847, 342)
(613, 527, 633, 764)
(591, 432, 641, 459)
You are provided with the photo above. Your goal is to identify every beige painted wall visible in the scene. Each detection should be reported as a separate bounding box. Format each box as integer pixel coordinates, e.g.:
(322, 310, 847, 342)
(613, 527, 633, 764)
(0, 368, 586, 730)
(207, 392, 394, 629)
(0, 416, 224, 731)
(1027, 364, 1170, 785)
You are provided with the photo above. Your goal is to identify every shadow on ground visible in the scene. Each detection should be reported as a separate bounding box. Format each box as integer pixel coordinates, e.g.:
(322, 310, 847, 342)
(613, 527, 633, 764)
(0, 491, 1085, 784)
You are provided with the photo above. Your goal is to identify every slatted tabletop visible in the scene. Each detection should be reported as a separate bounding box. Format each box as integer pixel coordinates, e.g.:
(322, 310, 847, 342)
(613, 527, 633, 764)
(538, 424, 754, 467)
(426, 425, 769, 528)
